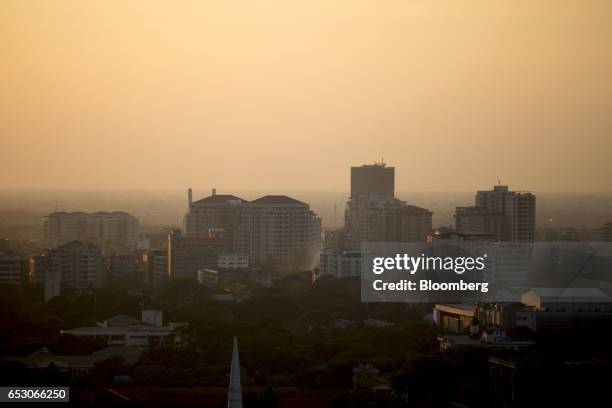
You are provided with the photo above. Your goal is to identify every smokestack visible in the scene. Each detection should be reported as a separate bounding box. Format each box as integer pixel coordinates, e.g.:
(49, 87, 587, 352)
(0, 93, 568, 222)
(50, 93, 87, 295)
(188, 188, 193, 206)
(212, 188, 216, 196)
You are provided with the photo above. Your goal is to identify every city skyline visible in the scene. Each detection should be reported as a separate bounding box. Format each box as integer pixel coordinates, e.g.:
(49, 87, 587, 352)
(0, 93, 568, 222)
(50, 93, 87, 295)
(2, 0, 611, 192)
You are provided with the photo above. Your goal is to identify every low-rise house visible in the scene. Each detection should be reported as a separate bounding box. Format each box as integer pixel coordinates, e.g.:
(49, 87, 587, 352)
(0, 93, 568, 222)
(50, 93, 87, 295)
(0, 346, 142, 379)
(61, 310, 178, 348)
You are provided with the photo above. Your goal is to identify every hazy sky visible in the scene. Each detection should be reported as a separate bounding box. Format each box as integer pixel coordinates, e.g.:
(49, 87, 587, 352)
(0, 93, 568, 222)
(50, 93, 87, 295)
(1, 0, 611, 192)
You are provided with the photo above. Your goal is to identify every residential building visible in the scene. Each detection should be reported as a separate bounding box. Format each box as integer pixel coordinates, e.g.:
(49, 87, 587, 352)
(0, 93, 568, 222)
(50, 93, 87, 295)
(238, 195, 321, 269)
(1, 347, 143, 380)
(0, 250, 26, 285)
(184, 189, 246, 251)
(168, 229, 224, 280)
(42, 241, 105, 301)
(183, 190, 321, 271)
(140, 250, 168, 287)
(454, 207, 505, 240)
(62, 310, 176, 348)
(343, 163, 433, 250)
(218, 253, 249, 269)
(344, 194, 405, 250)
(44, 211, 138, 249)
(317, 249, 363, 280)
(388, 205, 433, 242)
(108, 254, 135, 281)
(29, 254, 48, 284)
(197, 267, 278, 287)
(455, 185, 535, 242)
(595, 222, 612, 241)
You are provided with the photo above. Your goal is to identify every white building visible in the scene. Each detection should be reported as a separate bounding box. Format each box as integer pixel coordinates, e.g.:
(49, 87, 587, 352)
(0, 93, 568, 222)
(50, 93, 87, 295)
(318, 250, 363, 280)
(62, 310, 176, 348)
(218, 253, 249, 269)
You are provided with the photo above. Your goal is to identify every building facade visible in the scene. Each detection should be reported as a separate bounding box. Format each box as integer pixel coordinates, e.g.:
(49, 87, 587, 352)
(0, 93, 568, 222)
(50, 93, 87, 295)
(168, 229, 224, 280)
(140, 250, 168, 287)
(42, 241, 105, 301)
(0, 250, 26, 285)
(350, 162, 394, 197)
(44, 211, 139, 249)
(318, 250, 363, 280)
(183, 190, 321, 271)
(455, 185, 535, 242)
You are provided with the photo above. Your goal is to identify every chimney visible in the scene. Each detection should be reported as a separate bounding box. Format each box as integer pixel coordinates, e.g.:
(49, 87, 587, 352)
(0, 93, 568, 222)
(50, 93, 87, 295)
(187, 188, 193, 206)
(212, 188, 217, 196)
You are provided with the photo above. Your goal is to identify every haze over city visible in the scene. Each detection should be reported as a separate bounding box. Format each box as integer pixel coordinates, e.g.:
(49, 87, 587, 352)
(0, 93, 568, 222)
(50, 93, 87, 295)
(2, 0, 612, 191)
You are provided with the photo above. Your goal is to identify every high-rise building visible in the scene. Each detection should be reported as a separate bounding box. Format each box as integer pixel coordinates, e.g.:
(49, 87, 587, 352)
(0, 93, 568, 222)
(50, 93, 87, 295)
(183, 190, 321, 271)
(183, 190, 246, 251)
(237, 195, 321, 269)
(108, 254, 135, 281)
(595, 223, 612, 242)
(42, 241, 105, 301)
(29, 254, 48, 284)
(44, 211, 139, 249)
(168, 229, 224, 280)
(344, 194, 405, 249)
(455, 207, 505, 241)
(328, 163, 434, 252)
(140, 250, 168, 287)
(0, 250, 26, 285)
(318, 250, 363, 280)
(350, 162, 394, 197)
(388, 205, 434, 242)
(455, 185, 535, 242)
(319, 163, 433, 278)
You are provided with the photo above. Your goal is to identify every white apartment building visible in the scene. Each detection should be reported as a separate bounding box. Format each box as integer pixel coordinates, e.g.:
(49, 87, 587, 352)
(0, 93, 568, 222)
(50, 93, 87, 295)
(218, 253, 249, 269)
(318, 249, 363, 280)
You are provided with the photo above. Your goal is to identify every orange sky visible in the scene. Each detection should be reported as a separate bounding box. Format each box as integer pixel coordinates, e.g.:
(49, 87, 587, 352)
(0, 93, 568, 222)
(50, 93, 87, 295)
(1, 0, 611, 191)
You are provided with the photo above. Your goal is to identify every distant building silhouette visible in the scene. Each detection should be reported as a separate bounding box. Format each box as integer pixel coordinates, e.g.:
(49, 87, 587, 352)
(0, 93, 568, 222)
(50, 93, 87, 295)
(168, 228, 224, 280)
(44, 211, 139, 249)
(350, 162, 394, 197)
(42, 241, 105, 301)
(0, 250, 26, 285)
(108, 253, 136, 281)
(344, 163, 433, 250)
(319, 162, 433, 279)
(139, 249, 168, 287)
(595, 222, 612, 241)
(183, 190, 321, 271)
(455, 185, 535, 241)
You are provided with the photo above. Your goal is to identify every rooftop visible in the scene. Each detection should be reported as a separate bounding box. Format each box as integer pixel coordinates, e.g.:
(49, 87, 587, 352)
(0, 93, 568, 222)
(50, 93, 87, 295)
(434, 304, 477, 317)
(250, 195, 307, 205)
(191, 194, 247, 205)
(396, 204, 433, 215)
